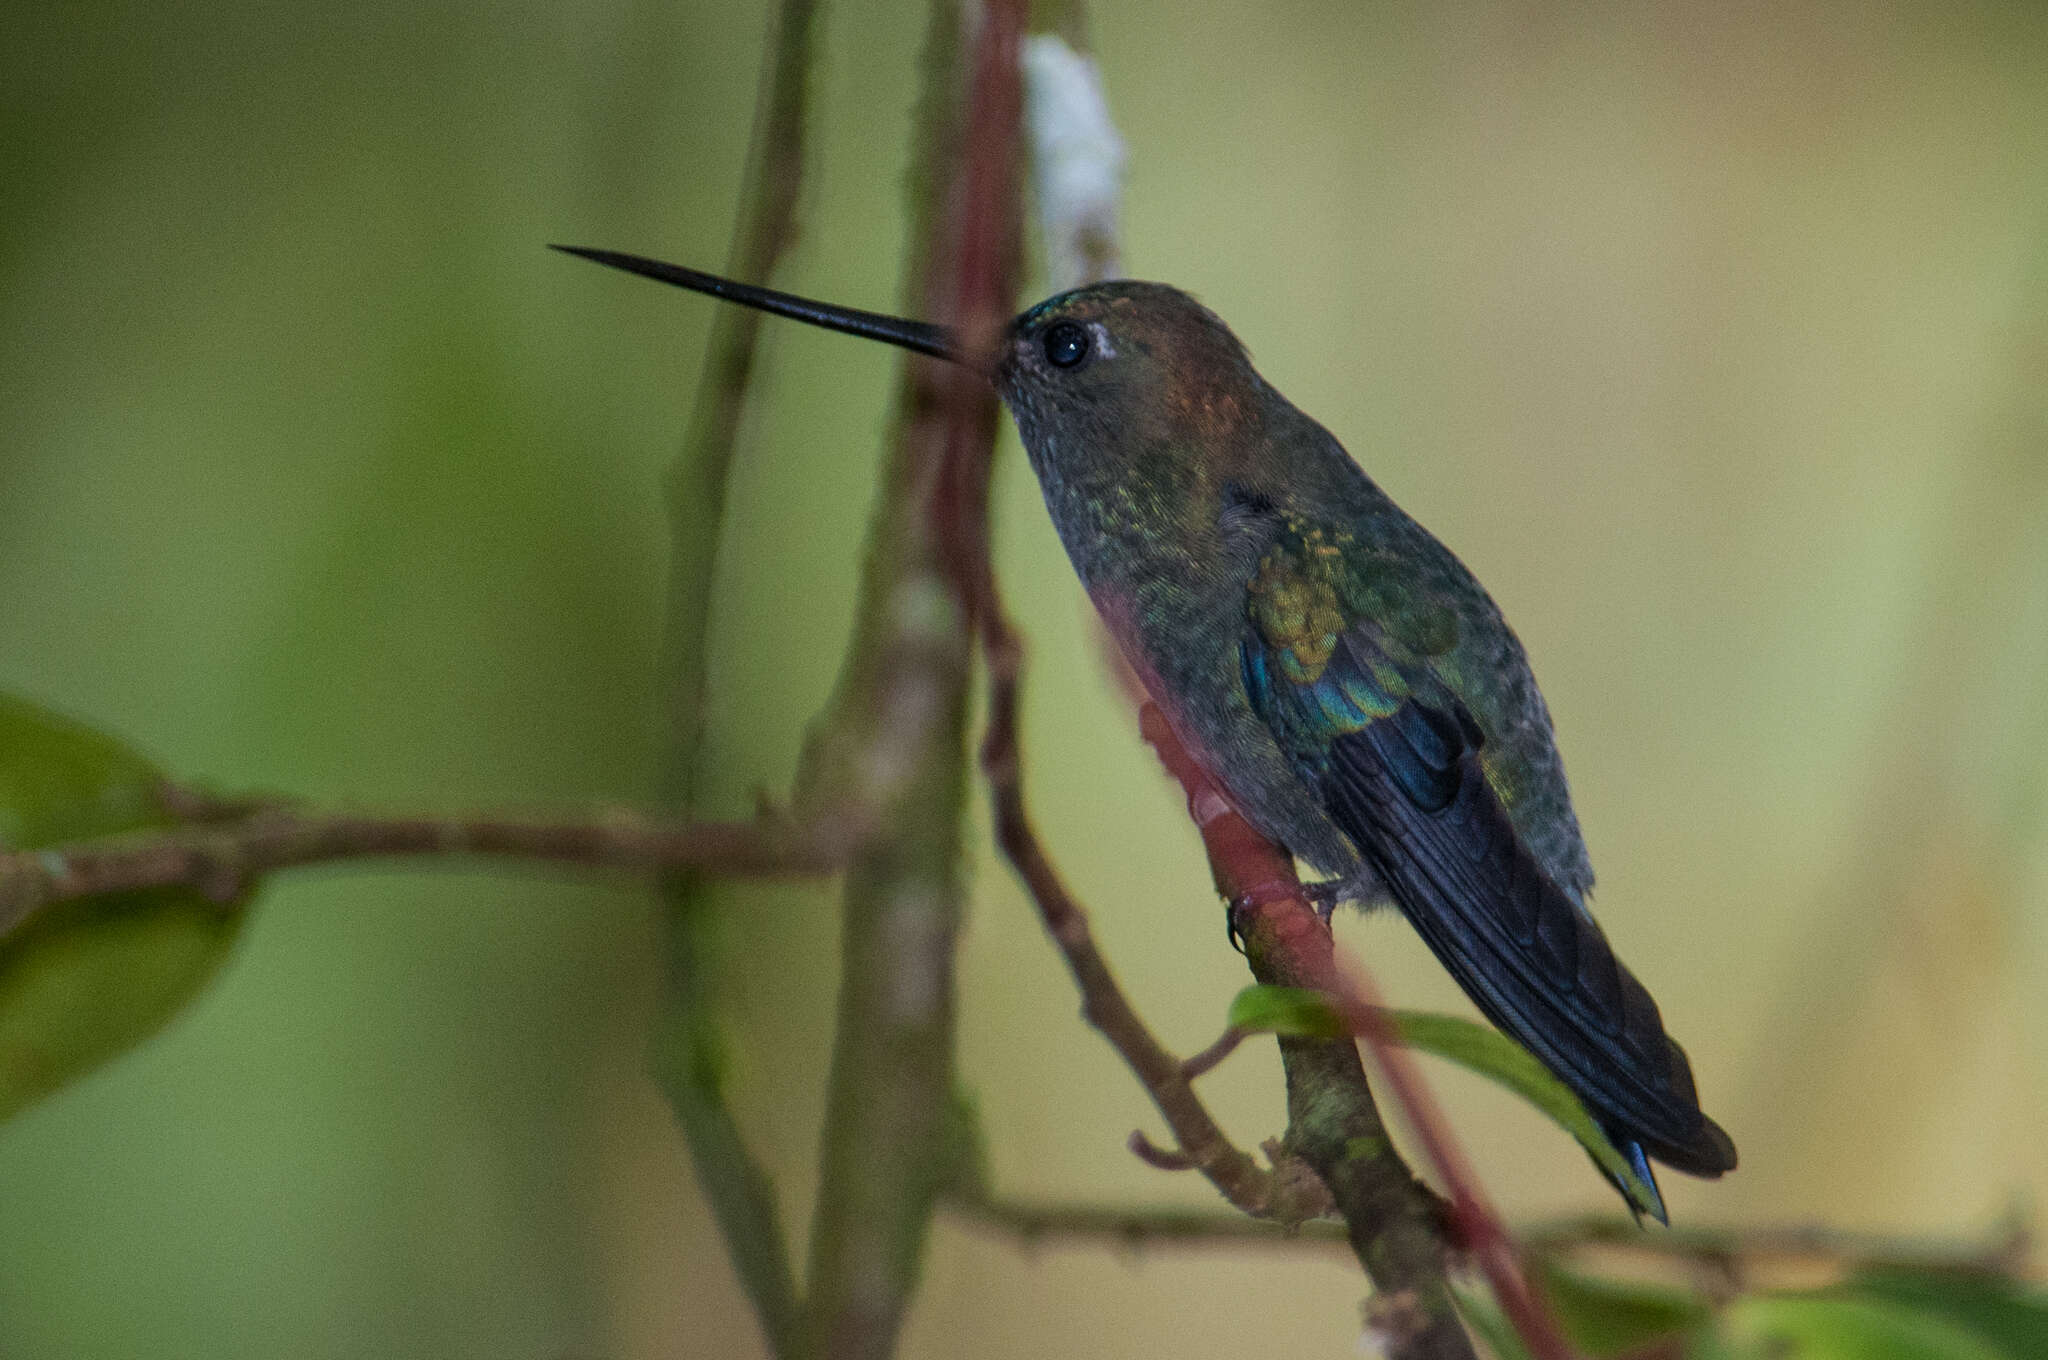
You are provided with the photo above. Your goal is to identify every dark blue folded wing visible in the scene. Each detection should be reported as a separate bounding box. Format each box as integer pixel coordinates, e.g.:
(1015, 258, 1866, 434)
(1242, 622, 1737, 1183)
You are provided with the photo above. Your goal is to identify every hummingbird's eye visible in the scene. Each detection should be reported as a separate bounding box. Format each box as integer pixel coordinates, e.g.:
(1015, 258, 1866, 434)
(1041, 320, 1090, 369)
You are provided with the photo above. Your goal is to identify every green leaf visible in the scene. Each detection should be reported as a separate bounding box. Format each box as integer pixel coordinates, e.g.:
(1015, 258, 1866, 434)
(1453, 1284, 1535, 1360)
(1226, 986, 1658, 1216)
(0, 694, 247, 1121)
(1536, 1258, 1711, 1356)
(0, 695, 168, 851)
(1462, 1273, 1729, 1360)
(1838, 1269, 2048, 1358)
(1226, 984, 1347, 1038)
(1726, 1291, 2010, 1360)
(1383, 1010, 1659, 1218)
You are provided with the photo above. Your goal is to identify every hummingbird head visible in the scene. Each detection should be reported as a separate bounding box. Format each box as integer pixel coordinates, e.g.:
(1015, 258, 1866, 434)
(994, 282, 1262, 460)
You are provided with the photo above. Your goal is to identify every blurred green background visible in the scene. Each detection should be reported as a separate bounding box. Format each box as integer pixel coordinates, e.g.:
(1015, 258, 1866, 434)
(3, 1, 2046, 1356)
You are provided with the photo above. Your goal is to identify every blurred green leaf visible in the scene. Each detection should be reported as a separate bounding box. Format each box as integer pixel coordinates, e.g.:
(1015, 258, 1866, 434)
(1454, 1284, 1535, 1360)
(1726, 1291, 2009, 1360)
(1225, 986, 1657, 1214)
(0, 694, 246, 1121)
(1463, 1260, 2045, 1360)
(1226, 983, 1347, 1038)
(1536, 1258, 1711, 1355)
(0, 695, 168, 851)
(1384, 1010, 1659, 1219)
(1837, 1269, 2048, 1357)
(1463, 1272, 1737, 1360)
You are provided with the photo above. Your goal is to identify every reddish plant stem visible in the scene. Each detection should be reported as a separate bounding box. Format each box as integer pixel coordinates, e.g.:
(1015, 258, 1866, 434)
(949, 0, 1303, 1223)
(930, 0, 1025, 615)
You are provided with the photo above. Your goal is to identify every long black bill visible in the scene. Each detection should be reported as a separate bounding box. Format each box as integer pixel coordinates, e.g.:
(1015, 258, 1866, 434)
(551, 245, 960, 363)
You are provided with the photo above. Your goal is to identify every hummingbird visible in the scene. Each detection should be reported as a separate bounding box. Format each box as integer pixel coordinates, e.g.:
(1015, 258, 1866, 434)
(556, 244, 1737, 1221)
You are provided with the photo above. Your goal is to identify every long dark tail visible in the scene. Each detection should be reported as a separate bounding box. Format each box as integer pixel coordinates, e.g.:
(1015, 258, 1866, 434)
(1318, 700, 1738, 1204)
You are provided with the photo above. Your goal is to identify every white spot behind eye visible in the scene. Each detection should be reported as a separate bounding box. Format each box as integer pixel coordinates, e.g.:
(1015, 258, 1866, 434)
(1086, 321, 1117, 359)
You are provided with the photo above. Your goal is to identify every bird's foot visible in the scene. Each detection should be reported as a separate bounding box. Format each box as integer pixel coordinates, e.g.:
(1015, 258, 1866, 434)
(1300, 878, 1346, 921)
(1222, 878, 1295, 952)
(1223, 875, 1346, 950)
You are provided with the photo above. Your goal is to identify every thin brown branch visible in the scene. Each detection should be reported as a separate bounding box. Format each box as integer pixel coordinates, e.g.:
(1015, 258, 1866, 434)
(1523, 1212, 2034, 1281)
(947, 1190, 1350, 1251)
(977, 616, 1318, 1220)
(0, 805, 861, 936)
(955, 1197, 2031, 1275)
(1127, 1129, 1198, 1172)
(1180, 1024, 1250, 1080)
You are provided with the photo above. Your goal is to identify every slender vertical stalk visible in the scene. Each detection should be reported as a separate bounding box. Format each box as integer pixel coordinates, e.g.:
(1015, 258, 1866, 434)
(647, 3, 822, 1354)
(661, 0, 822, 806)
(797, 3, 1023, 1357)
